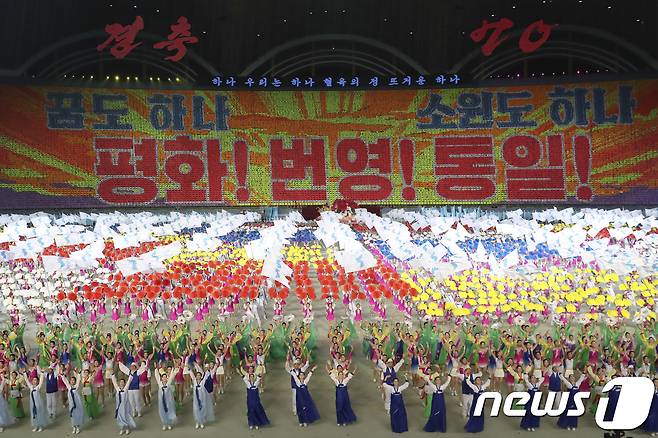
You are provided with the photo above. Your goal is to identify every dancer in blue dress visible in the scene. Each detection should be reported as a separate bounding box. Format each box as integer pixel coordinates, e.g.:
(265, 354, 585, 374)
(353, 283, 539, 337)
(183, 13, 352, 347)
(285, 358, 310, 416)
(22, 371, 49, 432)
(643, 378, 658, 436)
(329, 366, 357, 426)
(456, 368, 482, 418)
(291, 365, 320, 427)
(0, 376, 16, 432)
(383, 377, 410, 433)
(111, 374, 137, 435)
(422, 374, 451, 432)
(464, 375, 490, 433)
(243, 371, 270, 430)
(61, 372, 87, 435)
(520, 374, 543, 431)
(557, 372, 586, 430)
(377, 357, 404, 413)
(154, 367, 177, 431)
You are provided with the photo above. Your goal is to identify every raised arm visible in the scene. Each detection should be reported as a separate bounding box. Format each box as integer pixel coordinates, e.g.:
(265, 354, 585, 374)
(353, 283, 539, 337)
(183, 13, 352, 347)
(439, 376, 451, 391)
(465, 378, 478, 392)
(111, 375, 120, 392)
(35, 373, 45, 391)
(61, 374, 72, 390)
(117, 362, 130, 376)
(22, 374, 34, 390)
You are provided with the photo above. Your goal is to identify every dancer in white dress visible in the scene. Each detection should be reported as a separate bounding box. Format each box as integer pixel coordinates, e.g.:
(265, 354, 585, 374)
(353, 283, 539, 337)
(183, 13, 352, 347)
(61, 372, 87, 434)
(0, 376, 16, 432)
(21, 371, 48, 432)
(111, 375, 137, 435)
(189, 362, 218, 429)
(154, 366, 177, 431)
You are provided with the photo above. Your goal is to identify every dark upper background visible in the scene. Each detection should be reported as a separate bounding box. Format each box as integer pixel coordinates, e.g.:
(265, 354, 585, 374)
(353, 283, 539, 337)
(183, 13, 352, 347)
(0, 0, 656, 85)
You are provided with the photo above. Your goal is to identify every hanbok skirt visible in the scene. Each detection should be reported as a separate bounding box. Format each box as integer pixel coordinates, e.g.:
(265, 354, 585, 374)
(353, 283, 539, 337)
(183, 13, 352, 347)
(192, 387, 214, 424)
(423, 391, 447, 432)
(295, 385, 320, 424)
(8, 396, 24, 419)
(115, 392, 137, 429)
(82, 389, 102, 419)
(0, 395, 15, 427)
(390, 393, 408, 433)
(520, 394, 540, 429)
(67, 389, 87, 428)
(557, 388, 579, 429)
(158, 387, 177, 426)
(246, 387, 270, 427)
(335, 385, 356, 425)
(28, 391, 49, 428)
(464, 392, 485, 433)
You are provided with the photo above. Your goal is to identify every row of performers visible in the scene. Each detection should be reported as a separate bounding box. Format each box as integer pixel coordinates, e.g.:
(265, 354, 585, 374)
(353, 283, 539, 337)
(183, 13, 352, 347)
(1, 358, 658, 435)
(373, 356, 658, 434)
(0, 357, 353, 434)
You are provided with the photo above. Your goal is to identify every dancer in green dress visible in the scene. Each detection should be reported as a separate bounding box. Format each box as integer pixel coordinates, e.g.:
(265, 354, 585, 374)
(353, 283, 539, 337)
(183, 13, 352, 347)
(7, 372, 24, 419)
